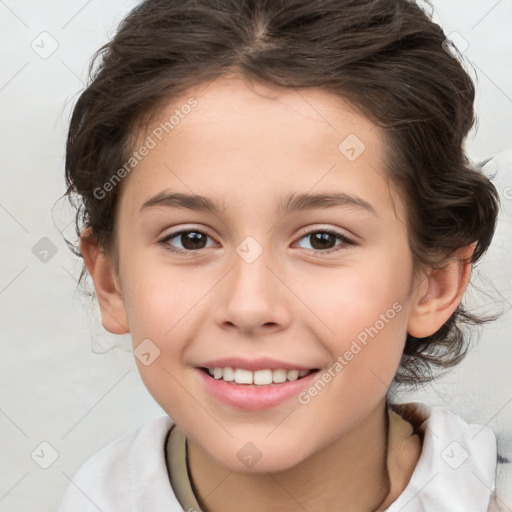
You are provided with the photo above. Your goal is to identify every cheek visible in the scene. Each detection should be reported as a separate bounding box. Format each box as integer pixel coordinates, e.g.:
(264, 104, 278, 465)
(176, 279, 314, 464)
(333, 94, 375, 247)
(125, 283, 195, 417)
(120, 280, 189, 395)
(122, 260, 203, 339)
(306, 263, 408, 336)
(298, 259, 410, 384)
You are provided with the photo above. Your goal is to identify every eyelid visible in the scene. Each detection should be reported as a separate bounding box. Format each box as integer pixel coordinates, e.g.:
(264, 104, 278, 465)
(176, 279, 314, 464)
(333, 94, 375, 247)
(295, 224, 355, 241)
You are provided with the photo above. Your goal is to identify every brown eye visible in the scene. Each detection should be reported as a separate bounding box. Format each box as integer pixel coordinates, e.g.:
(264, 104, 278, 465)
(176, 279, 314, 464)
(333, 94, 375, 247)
(160, 229, 217, 253)
(295, 229, 354, 254)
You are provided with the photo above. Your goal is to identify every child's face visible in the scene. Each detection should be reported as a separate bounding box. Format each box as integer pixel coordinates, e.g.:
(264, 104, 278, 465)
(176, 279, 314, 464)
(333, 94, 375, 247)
(110, 75, 428, 471)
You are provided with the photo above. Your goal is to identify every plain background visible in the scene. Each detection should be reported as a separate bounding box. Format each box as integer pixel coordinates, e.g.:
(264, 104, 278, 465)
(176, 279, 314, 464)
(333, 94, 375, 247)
(0, 1, 511, 510)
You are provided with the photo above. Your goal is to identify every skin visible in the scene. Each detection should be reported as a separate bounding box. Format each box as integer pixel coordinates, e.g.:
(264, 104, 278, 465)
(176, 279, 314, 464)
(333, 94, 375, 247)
(81, 74, 474, 511)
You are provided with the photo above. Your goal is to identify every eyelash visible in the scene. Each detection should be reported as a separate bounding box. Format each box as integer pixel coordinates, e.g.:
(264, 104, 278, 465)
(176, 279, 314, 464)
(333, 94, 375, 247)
(158, 227, 356, 255)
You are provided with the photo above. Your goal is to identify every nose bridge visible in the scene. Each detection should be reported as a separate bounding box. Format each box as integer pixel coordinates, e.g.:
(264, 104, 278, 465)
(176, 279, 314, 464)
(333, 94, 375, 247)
(232, 234, 277, 306)
(216, 234, 288, 332)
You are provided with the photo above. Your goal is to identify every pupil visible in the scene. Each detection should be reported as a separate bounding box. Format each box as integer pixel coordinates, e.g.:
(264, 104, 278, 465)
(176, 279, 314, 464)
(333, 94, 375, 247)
(311, 233, 334, 250)
(182, 232, 205, 250)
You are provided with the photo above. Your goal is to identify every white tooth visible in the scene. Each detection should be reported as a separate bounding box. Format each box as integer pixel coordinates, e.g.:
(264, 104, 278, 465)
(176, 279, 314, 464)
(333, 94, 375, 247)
(287, 370, 299, 381)
(209, 366, 310, 384)
(223, 367, 235, 381)
(234, 368, 253, 384)
(254, 369, 273, 385)
(272, 369, 287, 383)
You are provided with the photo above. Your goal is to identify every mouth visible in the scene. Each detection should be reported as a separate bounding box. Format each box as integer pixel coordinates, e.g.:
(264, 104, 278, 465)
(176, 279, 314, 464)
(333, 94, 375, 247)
(196, 365, 323, 411)
(199, 366, 320, 387)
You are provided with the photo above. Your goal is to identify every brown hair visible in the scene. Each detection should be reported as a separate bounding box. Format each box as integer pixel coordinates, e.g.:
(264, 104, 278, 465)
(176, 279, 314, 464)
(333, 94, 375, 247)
(62, 0, 500, 386)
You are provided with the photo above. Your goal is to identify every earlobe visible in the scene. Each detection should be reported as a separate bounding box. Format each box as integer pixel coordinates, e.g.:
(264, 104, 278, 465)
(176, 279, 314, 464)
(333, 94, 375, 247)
(407, 245, 475, 338)
(80, 227, 130, 335)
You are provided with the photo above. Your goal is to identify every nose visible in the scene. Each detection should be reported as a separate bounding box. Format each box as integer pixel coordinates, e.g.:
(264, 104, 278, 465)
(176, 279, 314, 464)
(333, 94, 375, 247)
(214, 242, 292, 336)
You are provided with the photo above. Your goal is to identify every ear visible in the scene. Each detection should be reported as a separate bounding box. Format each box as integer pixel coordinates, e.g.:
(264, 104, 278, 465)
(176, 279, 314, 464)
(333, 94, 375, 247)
(407, 244, 475, 338)
(80, 227, 130, 335)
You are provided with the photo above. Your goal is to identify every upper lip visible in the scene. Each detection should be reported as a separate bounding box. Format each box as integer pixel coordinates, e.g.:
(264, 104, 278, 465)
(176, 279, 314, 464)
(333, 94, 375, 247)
(198, 357, 317, 372)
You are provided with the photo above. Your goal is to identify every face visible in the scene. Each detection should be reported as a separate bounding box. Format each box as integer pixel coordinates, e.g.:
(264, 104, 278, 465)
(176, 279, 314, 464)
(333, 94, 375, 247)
(109, 74, 427, 472)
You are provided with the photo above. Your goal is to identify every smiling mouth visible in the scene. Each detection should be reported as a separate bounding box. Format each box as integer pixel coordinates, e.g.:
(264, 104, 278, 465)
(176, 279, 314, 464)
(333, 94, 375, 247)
(199, 367, 320, 386)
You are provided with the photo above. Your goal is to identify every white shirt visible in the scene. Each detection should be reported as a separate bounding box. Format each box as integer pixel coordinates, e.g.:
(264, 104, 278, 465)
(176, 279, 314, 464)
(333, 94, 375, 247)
(57, 402, 501, 511)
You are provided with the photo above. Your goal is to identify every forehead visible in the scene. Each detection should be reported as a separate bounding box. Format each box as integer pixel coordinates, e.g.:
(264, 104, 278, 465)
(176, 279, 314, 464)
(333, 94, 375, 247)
(120, 74, 401, 221)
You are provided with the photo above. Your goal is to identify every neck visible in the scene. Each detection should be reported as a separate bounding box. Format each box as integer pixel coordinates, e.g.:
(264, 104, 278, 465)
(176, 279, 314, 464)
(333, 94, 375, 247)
(187, 397, 393, 512)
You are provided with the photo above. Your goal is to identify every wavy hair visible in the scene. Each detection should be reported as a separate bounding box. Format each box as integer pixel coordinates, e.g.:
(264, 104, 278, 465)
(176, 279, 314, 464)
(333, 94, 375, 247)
(62, 0, 500, 385)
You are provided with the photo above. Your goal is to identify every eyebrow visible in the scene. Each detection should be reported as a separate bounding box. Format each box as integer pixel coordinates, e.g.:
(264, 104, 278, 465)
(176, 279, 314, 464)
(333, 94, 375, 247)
(140, 191, 378, 217)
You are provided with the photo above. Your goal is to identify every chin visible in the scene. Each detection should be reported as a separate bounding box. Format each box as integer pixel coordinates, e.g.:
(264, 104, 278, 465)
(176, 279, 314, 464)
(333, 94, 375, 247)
(207, 440, 310, 474)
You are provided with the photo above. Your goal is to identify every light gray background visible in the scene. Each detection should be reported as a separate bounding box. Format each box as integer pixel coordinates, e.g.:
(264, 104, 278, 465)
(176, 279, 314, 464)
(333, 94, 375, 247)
(0, 1, 511, 511)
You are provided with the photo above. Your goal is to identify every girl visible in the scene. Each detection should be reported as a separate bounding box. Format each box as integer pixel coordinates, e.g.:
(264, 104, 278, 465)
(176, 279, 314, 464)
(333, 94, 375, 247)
(58, 0, 506, 510)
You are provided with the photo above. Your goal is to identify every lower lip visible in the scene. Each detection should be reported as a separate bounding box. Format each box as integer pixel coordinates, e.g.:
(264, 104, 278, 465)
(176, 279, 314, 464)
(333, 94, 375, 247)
(196, 368, 320, 411)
